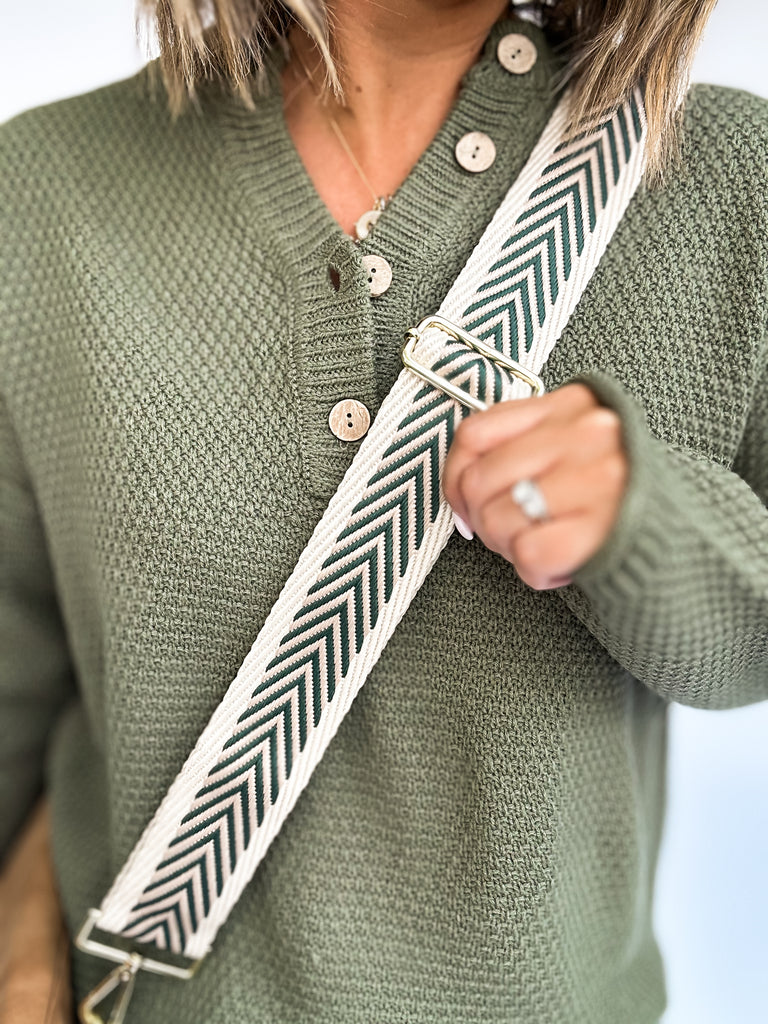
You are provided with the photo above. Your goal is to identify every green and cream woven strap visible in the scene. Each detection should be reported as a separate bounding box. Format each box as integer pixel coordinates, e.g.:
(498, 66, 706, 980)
(77, 87, 646, 984)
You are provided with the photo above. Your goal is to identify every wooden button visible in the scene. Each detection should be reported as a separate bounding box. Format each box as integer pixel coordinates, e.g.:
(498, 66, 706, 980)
(328, 399, 371, 441)
(455, 132, 497, 173)
(497, 33, 538, 75)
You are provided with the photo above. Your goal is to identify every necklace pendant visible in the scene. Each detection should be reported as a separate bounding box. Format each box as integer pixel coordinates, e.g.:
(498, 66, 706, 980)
(354, 206, 383, 241)
(354, 196, 392, 242)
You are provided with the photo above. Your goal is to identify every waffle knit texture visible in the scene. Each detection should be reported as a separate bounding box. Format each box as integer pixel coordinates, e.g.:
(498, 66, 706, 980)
(1, 15, 767, 1024)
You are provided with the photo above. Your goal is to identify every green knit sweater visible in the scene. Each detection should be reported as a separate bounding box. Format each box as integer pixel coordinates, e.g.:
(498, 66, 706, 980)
(1, 15, 767, 1024)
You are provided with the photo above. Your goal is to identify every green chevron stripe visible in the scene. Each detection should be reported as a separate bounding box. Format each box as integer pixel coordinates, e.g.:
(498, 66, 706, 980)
(175, 792, 248, 869)
(501, 202, 574, 275)
(531, 155, 596, 209)
(531, 159, 597, 231)
(133, 878, 200, 935)
(630, 93, 643, 142)
(256, 648, 324, 726)
(134, 899, 184, 949)
(133, 917, 173, 951)
(260, 623, 339, 700)
(543, 137, 609, 205)
(336, 506, 398, 598)
(301, 556, 374, 640)
(519, 181, 586, 251)
(297, 570, 366, 653)
(187, 770, 257, 830)
(406, 345, 504, 405)
(368, 436, 442, 524)
(216, 704, 294, 786)
(465, 277, 535, 355)
(469, 251, 549, 329)
(429, 347, 476, 373)
(143, 855, 211, 917)
(356, 470, 423, 572)
(289, 597, 353, 671)
(442, 356, 506, 405)
(617, 105, 631, 161)
(482, 223, 563, 299)
(242, 675, 308, 748)
(606, 119, 620, 186)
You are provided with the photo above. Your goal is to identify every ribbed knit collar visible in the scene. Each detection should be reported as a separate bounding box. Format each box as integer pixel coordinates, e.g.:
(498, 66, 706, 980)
(202, 14, 564, 501)
(205, 14, 561, 255)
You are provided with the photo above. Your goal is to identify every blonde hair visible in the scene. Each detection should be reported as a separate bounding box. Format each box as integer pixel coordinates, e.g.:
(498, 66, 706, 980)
(137, 0, 718, 182)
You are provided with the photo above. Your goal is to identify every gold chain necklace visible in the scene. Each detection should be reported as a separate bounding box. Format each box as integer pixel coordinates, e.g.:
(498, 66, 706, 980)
(291, 47, 393, 241)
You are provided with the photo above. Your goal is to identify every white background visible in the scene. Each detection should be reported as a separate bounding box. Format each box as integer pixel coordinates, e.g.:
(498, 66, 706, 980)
(1, 3, 767, 1022)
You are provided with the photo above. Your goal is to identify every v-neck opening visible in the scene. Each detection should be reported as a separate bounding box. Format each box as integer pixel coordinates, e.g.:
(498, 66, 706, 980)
(206, 13, 561, 261)
(200, 14, 563, 501)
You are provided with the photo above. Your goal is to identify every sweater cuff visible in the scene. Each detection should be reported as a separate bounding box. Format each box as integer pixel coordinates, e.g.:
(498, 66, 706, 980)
(567, 370, 677, 597)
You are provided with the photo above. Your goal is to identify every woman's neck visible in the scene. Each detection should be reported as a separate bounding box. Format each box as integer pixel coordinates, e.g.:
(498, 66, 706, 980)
(281, 0, 510, 235)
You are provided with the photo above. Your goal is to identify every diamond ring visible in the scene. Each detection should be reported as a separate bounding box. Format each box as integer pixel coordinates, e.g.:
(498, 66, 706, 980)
(510, 478, 549, 523)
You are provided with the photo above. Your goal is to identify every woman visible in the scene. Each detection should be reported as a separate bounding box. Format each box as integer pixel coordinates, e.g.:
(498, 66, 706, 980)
(0, 1, 766, 1022)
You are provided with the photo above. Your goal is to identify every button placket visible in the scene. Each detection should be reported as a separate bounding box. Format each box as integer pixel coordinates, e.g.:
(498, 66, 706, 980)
(213, 16, 554, 503)
(288, 233, 379, 499)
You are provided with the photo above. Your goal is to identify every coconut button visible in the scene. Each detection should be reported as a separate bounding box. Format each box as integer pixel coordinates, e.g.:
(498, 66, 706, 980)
(497, 33, 538, 75)
(328, 399, 371, 441)
(361, 254, 392, 297)
(455, 132, 497, 173)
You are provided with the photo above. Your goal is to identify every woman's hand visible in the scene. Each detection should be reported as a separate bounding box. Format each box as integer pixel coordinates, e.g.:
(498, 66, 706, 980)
(442, 383, 628, 590)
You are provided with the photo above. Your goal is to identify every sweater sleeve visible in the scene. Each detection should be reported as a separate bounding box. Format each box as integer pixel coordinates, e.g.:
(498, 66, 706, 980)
(0, 394, 75, 862)
(560, 355, 768, 711)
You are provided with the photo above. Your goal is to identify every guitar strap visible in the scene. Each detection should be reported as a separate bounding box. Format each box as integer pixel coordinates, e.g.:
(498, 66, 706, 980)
(76, 86, 647, 1023)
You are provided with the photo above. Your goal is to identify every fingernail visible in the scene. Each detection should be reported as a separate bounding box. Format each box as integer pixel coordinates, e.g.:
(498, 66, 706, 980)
(452, 511, 474, 540)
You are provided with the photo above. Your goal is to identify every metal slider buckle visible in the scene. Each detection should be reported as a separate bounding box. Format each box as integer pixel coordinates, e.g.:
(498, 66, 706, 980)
(401, 313, 545, 410)
(75, 910, 202, 1024)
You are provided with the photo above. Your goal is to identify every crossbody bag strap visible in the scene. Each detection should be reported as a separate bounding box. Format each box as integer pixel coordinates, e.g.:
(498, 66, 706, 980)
(76, 86, 647, 1020)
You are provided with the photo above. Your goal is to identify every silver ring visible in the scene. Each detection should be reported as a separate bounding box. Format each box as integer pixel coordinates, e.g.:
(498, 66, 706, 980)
(511, 478, 549, 523)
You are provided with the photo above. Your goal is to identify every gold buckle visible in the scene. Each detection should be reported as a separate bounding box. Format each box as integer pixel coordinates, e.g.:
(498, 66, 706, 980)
(401, 313, 545, 411)
(75, 910, 202, 1023)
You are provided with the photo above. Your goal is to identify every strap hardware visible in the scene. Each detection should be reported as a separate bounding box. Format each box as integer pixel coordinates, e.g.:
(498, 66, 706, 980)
(78, 954, 141, 1024)
(402, 313, 545, 410)
(75, 910, 201, 1023)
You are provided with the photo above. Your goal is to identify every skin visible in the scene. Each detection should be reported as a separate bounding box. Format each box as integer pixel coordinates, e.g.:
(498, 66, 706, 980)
(282, 1, 630, 591)
(441, 384, 628, 590)
(282, 0, 511, 234)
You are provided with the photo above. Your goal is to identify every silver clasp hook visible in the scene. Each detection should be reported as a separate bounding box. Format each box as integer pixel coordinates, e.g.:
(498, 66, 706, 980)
(75, 909, 202, 1024)
(78, 954, 141, 1024)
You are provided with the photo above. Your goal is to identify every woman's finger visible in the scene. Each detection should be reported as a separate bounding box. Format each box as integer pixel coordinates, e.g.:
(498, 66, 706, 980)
(454, 413, 622, 524)
(443, 383, 597, 522)
(454, 382, 596, 455)
(509, 512, 608, 589)
(466, 454, 628, 578)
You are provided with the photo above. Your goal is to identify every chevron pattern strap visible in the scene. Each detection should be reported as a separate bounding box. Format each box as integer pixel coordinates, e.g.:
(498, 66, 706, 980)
(88, 87, 646, 961)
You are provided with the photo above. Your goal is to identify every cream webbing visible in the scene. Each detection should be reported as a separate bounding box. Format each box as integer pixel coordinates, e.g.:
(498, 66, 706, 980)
(88, 88, 646, 961)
